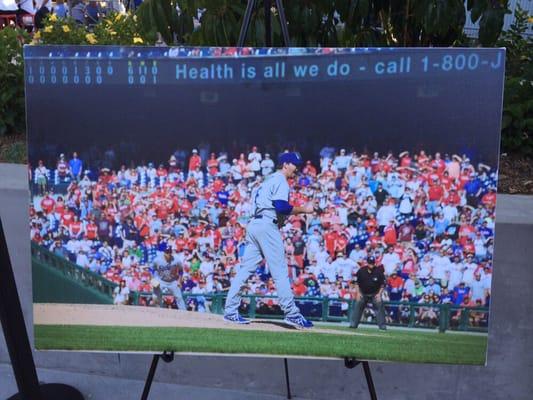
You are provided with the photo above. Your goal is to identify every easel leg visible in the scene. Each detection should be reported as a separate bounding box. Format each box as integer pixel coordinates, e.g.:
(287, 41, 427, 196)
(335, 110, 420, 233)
(237, 0, 257, 46)
(141, 352, 175, 400)
(283, 358, 292, 399)
(141, 354, 160, 400)
(361, 361, 377, 400)
(264, 0, 272, 46)
(344, 358, 378, 400)
(238, 0, 289, 47)
(274, 0, 290, 45)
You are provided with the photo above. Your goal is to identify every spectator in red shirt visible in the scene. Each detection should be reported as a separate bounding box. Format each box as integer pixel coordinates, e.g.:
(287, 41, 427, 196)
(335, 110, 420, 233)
(188, 149, 202, 172)
(40, 193, 56, 214)
(387, 271, 404, 301)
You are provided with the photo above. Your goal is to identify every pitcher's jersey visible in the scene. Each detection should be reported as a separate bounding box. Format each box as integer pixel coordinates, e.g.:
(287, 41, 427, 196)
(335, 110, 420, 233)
(251, 171, 289, 220)
(154, 254, 181, 282)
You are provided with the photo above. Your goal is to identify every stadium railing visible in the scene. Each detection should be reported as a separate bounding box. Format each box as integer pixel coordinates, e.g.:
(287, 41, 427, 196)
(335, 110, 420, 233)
(134, 291, 489, 333)
(31, 242, 117, 301)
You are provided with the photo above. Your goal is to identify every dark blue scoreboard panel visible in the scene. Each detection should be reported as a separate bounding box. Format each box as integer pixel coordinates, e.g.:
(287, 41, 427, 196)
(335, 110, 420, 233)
(23, 46, 505, 168)
(24, 46, 505, 87)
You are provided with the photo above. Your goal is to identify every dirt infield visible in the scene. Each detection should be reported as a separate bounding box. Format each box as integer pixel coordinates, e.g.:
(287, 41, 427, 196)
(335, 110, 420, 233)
(34, 303, 368, 336)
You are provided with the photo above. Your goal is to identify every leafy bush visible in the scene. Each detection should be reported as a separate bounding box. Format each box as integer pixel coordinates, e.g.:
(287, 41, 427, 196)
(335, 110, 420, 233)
(0, 140, 27, 163)
(497, 5, 533, 155)
(0, 27, 29, 137)
(33, 13, 151, 45)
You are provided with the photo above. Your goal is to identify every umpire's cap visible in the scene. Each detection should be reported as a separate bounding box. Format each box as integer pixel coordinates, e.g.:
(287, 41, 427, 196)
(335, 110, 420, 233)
(279, 152, 303, 167)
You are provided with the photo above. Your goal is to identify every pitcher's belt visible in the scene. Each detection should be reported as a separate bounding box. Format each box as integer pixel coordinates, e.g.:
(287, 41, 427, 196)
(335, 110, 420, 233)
(254, 215, 278, 225)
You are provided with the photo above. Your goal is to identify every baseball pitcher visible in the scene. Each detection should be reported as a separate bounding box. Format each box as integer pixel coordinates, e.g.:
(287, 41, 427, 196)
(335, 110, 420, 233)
(224, 152, 314, 329)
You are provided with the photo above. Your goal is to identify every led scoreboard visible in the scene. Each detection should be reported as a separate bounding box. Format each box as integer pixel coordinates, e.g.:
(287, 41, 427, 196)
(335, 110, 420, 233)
(24, 46, 505, 87)
(24, 45, 505, 170)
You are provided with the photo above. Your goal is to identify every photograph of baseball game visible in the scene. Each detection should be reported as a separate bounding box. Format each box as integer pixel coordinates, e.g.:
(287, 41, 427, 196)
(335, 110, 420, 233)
(26, 46, 505, 365)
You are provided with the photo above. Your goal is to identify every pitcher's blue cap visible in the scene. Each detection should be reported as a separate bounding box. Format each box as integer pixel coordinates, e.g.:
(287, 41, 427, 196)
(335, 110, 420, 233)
(279, 152, 302, 166)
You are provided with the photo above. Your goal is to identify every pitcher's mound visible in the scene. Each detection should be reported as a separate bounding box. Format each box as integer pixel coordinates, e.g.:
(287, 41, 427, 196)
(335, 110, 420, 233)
(34, 303, 363, 336)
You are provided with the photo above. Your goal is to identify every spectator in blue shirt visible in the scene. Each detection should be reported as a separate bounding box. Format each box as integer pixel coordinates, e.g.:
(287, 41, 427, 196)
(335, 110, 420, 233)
(86, 0, 100, 26)
(434, 213, 449, 236)
(453, 282, 470, 305)
(440, 287, 454, 304)
(53, 0, 69, 18)
(217, 190, 229, 206)
(69, 152, 83, 181)
(479, 221, 493, 239)
(464, 173, 482, 207)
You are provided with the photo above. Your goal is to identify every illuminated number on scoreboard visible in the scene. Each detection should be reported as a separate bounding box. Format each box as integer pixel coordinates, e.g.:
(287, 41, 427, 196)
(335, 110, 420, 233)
(127, 61, 134, 84)
(62, 75, 68, 84)
(107, 65, 113, 75)
(467, 54, 479, 70)
(39, 75, 45, 84)
(85, 75, 91, 84)
(151, 62, 158, 84)
(441, 55, 453, 71)
(50, 63, 56, 84)
(95, 64, 102, 84)
(73, 75, 80, 84)
(140, 75, 146, 84)
(62, 66, 67, 75)
(27, 65, 34, 83)
(454, 54, 466, 70)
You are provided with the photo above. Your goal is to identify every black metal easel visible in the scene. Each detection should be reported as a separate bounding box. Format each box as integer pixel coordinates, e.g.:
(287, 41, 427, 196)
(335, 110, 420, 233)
(283, 357, 377, 400)
(238, 0, 290, 47)
(141, 351, 175, 400)
(0, 217, 84, 400)
(344, 358, 378, 400)
(141, 352, 293, 400)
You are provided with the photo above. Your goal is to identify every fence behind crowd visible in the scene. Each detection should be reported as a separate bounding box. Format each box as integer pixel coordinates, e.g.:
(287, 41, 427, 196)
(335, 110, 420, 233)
(32, 242, 489, 333)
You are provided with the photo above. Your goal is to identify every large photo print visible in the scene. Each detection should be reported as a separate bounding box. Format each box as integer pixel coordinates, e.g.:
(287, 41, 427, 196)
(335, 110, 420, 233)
(25, 47, 505, 364)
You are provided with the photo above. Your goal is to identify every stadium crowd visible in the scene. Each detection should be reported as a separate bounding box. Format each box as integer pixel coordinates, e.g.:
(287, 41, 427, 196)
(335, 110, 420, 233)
(29, 146, 496, 326)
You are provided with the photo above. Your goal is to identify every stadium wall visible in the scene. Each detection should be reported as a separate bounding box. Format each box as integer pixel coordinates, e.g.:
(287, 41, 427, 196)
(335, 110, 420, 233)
(32, 258, 113, 304)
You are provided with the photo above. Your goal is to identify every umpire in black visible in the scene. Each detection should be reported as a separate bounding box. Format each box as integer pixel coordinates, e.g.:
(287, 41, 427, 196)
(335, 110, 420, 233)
(349, 256, 387, 330)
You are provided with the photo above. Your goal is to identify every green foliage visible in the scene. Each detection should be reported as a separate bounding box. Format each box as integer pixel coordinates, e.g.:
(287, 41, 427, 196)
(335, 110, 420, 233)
(467, 0, 511, 46)
(188, 1, 243, 46)
(497, 5, 533, 155)
(0, 27, 29, 137)
(183, 0, 507, 47)
(35, 13, 150, 45)
(0, 141, 27, 163)
(136, 0, 195, 45)
(33, 14, 87, 44)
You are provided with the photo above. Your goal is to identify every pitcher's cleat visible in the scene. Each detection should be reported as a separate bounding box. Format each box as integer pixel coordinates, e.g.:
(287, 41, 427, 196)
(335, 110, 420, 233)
(284, 314, 314, 329)
(223, 313, 251, 324)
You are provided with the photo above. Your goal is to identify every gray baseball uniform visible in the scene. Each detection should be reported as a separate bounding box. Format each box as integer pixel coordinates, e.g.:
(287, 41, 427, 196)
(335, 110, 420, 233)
(154, 253, 187, 310)
(224, 171, 300, 317)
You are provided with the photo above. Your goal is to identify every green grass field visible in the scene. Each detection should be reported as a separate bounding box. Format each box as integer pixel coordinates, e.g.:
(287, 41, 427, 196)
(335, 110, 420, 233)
(35, 324, 487, 365)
